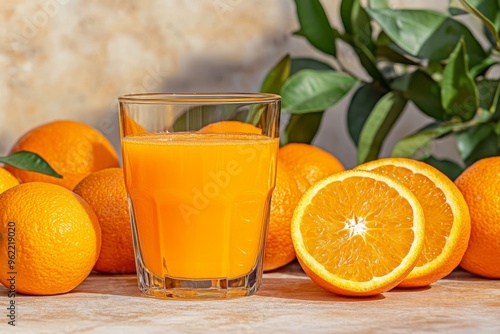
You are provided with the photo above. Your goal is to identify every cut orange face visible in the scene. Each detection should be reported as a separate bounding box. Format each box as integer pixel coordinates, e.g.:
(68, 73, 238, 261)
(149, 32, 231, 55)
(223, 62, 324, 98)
(356, 158, 470, 287)
(292, 170, 425, 297)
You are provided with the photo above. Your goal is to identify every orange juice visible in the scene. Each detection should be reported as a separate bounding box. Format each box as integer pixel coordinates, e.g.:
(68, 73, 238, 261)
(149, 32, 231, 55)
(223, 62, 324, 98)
(122, 132, 279, 279)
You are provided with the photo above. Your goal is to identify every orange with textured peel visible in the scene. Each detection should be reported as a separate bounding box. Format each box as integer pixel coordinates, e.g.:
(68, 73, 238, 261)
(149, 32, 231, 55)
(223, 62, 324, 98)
(198, 121, 262, 134)
(74, 168, 136, 274)
(264, 161, 301, 271)
(6, 120, 119, 189)
(279, 143, 344, 193)
(455, 156, 500, 278)
(292, 170, 425, 297)
(356, 158, 470, 287)
(0, 167, 19, 195)
(0, 182, 101, 295)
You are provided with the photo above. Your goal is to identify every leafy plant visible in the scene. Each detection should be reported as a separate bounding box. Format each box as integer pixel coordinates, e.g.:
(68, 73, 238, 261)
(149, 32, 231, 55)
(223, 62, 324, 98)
(0, 152, 62, 178)
(260, 0, 500, 179)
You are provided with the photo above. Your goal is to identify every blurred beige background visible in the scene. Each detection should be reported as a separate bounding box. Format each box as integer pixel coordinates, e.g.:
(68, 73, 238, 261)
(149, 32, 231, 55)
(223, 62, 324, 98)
(0, 0, 457, 168)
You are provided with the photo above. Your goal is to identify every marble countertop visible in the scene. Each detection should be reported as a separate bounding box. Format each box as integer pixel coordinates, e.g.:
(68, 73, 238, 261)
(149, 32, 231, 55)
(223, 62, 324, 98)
(2, 262, 499, 333)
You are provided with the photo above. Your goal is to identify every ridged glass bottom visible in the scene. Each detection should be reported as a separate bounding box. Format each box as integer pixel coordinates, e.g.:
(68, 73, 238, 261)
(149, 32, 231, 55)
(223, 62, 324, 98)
(135, 255, 263, 299)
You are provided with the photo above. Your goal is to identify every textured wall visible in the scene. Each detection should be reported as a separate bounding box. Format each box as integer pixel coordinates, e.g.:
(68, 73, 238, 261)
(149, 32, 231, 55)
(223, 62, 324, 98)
(0, 0, 456, 167)
(0, 0, 293, 153)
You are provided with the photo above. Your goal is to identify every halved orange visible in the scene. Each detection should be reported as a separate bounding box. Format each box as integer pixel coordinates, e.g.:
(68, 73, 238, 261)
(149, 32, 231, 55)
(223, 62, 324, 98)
(292, 170, 425, 297)
(356, 158, 470, 287)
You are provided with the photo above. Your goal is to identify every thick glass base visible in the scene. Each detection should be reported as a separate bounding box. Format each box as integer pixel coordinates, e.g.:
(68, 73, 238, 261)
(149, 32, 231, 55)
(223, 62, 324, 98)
(135, 257, 263, 299)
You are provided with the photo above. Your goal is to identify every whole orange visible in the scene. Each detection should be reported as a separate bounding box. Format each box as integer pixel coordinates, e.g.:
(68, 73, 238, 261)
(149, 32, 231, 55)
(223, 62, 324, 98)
(455, 157, 500, 278)
(0, 182, 101, 295)
(6, 120, 119, 189)
(74, 168, 136, 273)
(264, 161, 301, 271)
(0, 167, 19, 195)
(198, 121, 262, 134)
(279, 143, 344, 193)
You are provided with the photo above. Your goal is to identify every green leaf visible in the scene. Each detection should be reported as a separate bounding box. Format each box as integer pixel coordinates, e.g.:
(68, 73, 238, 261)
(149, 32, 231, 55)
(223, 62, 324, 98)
(391, 123, 455, 158)
(347, 83, 387, 144)
(282, 112, 324, 145)
(461, 127, 500, 166)
(342, 0, 387, 84)
(353, 43, 388, 85)
(260, 55, 291, 94)
(366, 8, 487, 66)
(293, 0, 337, 56)
(342, 0, 376, 52)
(0, 151, 62, 178)
(484, 25, 499, 50)
(469, 56, 498, 78)
(281, 70, 359, 114)
(369, 0, 389, 10)
(357, 92, 407, 163)
(340, 0, 354, 35)
(290, 58, 334, 75)
(459, 0, 500, 50)
(457, 122, 495, 161)
(420, 155, 464, 180)
(376, 32, 419, 65)
(477, 79, 499, 108)
(441, 39, 479, 120)
(400, 70, 448, 120)
(449, 7, 469, 16)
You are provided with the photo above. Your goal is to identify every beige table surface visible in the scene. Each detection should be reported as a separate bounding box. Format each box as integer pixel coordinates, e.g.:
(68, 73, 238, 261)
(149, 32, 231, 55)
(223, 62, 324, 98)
(1, 262, 499, 334)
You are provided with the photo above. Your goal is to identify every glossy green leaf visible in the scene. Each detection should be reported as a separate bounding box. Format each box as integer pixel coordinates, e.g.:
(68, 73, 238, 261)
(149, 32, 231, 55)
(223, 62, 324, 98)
(354, 44, 388, 85)
(376, 32, 419, 65)
(405, 70, 448, 120)
(391, 123, 455, 158)
(366, 8, 487, 66)
(0, 151, 62, 178)
(369, 0, 389, 10)
(484, 25, 499, 50)
(442, 39, 479, 120)
(342, 0, 386, 84)
(281, 70, 359, 114)
(460, 127, 500, 166)
(469, 56, 498, 78)
(341, 0, 375, 49)
(260, 54, 291, 94)
(293, 0, 336, 56)
(357, 92, 407, 163)
(290, 58, 334, 75)
(460, 0, 500, 49)
(420, 155, 464, 180)
(282, 112, 324, 145)
(449, 7, 469, 16)
(347, 83, 387, 144)
(476, 79, 500, 111)
(457, 122, 495, 160)
(340, 0, 354, 35)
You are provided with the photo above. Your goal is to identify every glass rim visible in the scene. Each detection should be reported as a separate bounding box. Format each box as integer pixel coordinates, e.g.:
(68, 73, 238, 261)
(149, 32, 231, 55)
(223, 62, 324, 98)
(118, 92, 281, 104)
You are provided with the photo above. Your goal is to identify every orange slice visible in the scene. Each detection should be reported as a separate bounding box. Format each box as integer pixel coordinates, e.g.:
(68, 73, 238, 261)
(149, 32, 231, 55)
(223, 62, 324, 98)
(292, 170, 425, 297)
(356, 158, 470, 287)
(198, 121, 262, 134)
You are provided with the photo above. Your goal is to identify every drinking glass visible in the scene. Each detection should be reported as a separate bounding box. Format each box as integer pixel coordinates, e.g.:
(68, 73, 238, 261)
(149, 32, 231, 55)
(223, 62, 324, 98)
(118, 93, 280, 299)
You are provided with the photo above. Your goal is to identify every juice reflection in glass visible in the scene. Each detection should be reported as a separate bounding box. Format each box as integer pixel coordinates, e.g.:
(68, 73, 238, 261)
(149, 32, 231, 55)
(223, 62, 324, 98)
(119, 93, 280, 299)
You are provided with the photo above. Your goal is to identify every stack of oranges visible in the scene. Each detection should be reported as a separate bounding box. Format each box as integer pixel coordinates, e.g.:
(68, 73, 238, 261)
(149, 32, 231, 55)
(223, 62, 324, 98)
(276, 146, 500, 296)
(0, 119, 498, 298)
(0, 120, 135, 296)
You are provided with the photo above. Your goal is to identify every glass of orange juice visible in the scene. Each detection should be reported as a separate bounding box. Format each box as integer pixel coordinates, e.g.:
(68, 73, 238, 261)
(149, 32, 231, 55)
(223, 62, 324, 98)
(118, 93, 280, 299)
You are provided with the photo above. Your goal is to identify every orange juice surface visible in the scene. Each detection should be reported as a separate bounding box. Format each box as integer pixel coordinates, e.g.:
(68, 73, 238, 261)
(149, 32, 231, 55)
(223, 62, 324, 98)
(122, 132, 279, 279)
